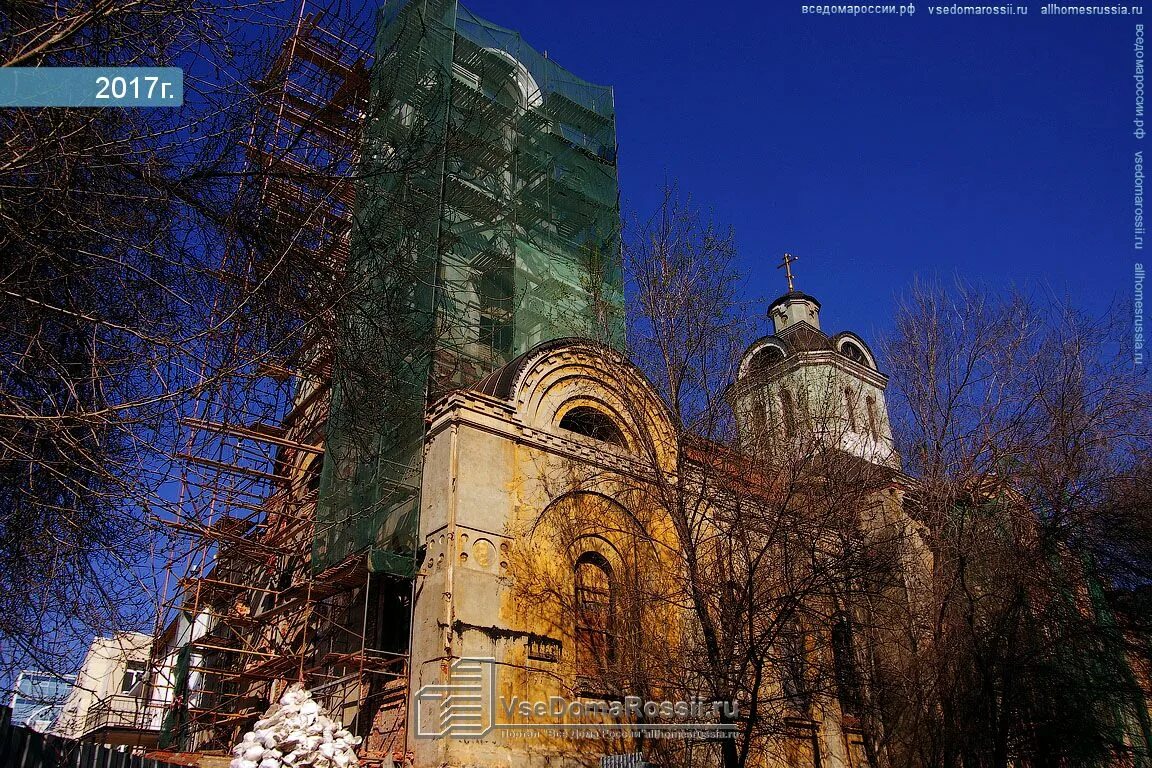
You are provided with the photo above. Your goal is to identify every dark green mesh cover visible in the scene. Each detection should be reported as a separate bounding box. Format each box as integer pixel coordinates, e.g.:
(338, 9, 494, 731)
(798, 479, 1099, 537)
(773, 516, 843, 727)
(157, 642, 191, 749)
(313, 0, 623, 574)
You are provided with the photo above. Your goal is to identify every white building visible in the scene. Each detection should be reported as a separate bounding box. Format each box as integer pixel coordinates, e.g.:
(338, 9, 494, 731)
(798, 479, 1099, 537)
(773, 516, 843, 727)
(55, 631, 160, 747)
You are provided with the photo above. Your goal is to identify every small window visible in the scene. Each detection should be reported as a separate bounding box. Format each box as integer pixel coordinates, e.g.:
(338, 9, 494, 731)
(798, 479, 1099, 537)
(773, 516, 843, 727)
(575, 553, 615, 673)
(477, 267, 513, 356)
(832, 615, 862, 717)
(780, 618, 810, 712)
(797, 387, 812, 425)
(866, 395, 880, 438)
(559, 407, 625, 447)
(841, 341, 868, 366)
(121, 661, 146, 694)
(844, 387, 858, 432)
(750, 391, 767, 441)
(780, 388, 797, 438)
(304, 457, 323, 494)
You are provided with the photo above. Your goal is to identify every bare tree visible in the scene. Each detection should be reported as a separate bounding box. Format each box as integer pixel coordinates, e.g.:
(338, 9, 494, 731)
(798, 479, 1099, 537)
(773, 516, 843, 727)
(0, 0, 421, 700)
(1, 0, 267, 684)
(883, 280, 1152, 768)
(510, 187, 916, 768)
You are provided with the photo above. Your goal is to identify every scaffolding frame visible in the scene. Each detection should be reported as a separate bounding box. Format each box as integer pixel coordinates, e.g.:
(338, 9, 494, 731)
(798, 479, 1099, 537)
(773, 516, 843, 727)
(148, 2, 623, 764)
(147, 2, 410, 762)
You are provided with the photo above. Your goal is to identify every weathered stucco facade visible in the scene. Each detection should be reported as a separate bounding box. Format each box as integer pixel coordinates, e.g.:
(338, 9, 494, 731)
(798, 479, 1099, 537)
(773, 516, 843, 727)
(406, 309, 926, 768)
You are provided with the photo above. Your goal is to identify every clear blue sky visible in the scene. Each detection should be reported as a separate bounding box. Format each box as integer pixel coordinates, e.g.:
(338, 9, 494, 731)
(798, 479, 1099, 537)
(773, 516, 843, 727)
(463, 1, 1137, 346)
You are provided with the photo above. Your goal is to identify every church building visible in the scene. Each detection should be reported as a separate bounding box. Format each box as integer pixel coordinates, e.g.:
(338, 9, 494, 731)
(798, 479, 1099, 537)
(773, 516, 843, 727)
(146, 4, 934, 768)
(404, 275, 925, 768)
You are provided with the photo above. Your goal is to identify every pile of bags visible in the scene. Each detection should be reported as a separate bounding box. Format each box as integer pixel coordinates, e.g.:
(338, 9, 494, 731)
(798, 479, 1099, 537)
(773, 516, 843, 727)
(230, 684, 362, 768)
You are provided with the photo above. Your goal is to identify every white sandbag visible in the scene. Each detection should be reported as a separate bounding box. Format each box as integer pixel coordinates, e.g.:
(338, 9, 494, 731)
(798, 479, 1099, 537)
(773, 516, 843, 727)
(229, 684, 362, 768)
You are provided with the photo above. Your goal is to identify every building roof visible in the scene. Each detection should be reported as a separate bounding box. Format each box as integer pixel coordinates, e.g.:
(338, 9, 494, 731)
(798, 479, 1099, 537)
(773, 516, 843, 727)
(777, 322, 833, 352)
(472, 337, 607, 399)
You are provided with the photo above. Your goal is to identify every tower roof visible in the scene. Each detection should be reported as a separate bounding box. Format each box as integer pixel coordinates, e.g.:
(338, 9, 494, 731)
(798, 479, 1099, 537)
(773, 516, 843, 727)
(767, 290, 822, 314)
(768, 290, 822, 334)
(777, 322, 832, 351)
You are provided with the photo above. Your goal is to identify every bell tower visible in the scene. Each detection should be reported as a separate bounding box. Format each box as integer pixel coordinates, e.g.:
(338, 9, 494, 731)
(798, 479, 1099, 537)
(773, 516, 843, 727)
(731, 256, 899, 468)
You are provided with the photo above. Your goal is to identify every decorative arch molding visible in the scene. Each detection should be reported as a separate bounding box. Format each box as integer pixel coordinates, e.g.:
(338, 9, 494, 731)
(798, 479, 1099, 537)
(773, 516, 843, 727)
(528, 491, 666, 576)
(565, 532, 624, 574)
(488, 339, 679, 473)
(537, 492, 643, 553)
(481, 48, 544, 110)
(831, 332, 879, 370)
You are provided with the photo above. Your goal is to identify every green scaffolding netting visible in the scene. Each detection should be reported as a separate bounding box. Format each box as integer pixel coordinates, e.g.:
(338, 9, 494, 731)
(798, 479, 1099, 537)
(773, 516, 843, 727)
(312, 0, 624, 576)
(157, 638, 191, 749)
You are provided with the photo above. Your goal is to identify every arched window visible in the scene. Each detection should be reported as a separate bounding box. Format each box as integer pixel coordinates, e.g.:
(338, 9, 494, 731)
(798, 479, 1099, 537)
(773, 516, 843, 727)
(780, 617, 810, 712)
(559, 407, 625, 447)
(844, 387, 858, 433)
(866, 395, 880, 439)
(797, 387, 812, 426)
(780, 388, 796, 437)
(304, 456, 324, 495)
(574, 553, 615, 672)
(841, 341, 868, 366)
(750, 391, 767, 442)
(832, 614, 862, 717)
(749, 345, 785, 374)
